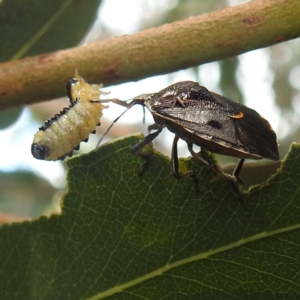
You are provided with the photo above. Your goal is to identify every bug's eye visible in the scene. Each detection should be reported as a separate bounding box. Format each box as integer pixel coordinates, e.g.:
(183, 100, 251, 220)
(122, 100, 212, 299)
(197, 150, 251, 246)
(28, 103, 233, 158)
(31, 143, 49, 160)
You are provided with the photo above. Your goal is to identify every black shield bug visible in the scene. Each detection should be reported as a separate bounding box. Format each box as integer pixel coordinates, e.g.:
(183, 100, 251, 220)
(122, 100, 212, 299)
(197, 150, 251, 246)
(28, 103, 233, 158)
(31, 72, 110, 161)
(100, 81, 280, 194)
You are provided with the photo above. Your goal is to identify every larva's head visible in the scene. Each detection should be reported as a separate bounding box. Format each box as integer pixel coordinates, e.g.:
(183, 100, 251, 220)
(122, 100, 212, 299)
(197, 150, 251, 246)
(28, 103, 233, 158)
(31, 107, 72, 161)
(31, 142, 50, 160)
(66, 71, 109, 103)
(31, 129, 73, 161)
(31, 129, 55, 160)
(66, 77, 78, 101)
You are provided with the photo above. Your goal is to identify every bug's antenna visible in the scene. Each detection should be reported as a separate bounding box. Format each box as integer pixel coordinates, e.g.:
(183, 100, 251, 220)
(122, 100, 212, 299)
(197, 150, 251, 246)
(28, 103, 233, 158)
(96, 100, 135, 148)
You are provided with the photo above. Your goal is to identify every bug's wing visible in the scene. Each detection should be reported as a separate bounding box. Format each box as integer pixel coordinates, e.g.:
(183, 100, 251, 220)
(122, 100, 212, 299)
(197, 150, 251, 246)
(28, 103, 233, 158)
(155, 97, 279, 161)
(211, 92, 280, 161)
(156, 104, 238, 144)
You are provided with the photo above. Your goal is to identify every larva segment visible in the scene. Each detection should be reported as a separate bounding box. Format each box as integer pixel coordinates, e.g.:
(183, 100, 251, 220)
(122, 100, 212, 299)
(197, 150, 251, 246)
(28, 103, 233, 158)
(31, 72, 109, 161)
(67, 70, 107, 104)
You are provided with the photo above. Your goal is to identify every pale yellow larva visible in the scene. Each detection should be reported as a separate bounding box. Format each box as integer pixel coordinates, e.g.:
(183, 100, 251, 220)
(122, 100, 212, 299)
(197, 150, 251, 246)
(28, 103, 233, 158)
(31, 72, 109, 161)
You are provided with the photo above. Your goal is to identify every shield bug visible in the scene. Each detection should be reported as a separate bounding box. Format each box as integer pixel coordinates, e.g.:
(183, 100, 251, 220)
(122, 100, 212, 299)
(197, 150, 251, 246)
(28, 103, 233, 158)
(31, 71, 110, 161)
(100, 81, 280, 193)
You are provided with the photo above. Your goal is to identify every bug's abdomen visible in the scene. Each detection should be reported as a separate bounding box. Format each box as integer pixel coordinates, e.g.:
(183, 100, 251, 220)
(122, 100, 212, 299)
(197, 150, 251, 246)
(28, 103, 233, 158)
(31, 100, 103, 161)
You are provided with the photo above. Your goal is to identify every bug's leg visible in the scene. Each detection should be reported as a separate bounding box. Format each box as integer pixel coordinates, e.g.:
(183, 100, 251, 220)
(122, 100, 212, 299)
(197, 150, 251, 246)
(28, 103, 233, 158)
(142, 106, 146, 125)
(187, 143, 216, 169)
(171, 136, 198, 191)
(172, 136, 193, 178)
(148, 123, 161, 134)
(131, 126, 163, 175)
(187, 143, 243, 198)
(232, 158, 245, 187)
(171, 135, 180, 177)
(147, 123, 161, 148)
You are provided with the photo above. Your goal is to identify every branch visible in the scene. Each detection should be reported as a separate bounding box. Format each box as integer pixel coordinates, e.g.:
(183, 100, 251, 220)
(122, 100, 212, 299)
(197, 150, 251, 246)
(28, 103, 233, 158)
(0, 0, 299, 110)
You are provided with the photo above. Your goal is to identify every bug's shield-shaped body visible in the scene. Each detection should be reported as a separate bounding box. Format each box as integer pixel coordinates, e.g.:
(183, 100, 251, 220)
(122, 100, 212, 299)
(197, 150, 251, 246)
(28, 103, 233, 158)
(137, 81, 279, 161)
(31, 72, 108, 161)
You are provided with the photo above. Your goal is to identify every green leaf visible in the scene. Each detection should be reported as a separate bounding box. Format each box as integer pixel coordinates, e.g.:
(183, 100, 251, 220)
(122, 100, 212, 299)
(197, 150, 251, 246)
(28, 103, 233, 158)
(0, 0, 101, 61)
(0, 134, 299, 300)
(0, 0, 101, 128)
(0, 170, 58, 218)
(0, 106, 23, 129)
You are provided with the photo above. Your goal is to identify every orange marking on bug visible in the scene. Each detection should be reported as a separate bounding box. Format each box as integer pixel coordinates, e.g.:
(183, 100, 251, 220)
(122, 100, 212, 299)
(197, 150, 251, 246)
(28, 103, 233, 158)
(229, 111, 244, 119)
